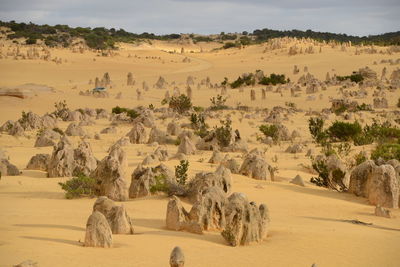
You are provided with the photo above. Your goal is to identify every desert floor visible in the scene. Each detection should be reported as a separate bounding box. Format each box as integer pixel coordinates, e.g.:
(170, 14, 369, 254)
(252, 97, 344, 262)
(0, 38, 400, 267)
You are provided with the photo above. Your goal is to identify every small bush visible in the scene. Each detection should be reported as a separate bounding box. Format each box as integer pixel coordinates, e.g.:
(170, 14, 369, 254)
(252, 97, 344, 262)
(190, 113, 209, 138)
(327, 121, 362, 142)
(363, 121, 400, 143)
(111, 106, 139, 119)
(308, 117, 328, 144)
(336, 73, 364, 83)
(58, 174, 96, 199)
(310, 160, 329, 187)
(175, 160, 189, 185)
(169, 94, 192, 114)
(356, 103, 372, 111)
(214, 119, 233, 147)
(354, 151, 367, 166)
(223, 42, 237, 49)
(371, 143, 400, 161)
(335, 142, 352, 158)
(230, 74, 255, 88)
(259, 124, 279, 142)
(150, 174, 169, 193)
(259, 73, 289, 85)
(53, 100, 69, 118)
(210, 95, 228, 110)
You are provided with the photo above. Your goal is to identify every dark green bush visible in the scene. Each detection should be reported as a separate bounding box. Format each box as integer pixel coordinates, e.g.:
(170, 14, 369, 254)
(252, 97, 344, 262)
(150, 174, 169, 193)
(230, 74, 255, 88)
(111, 106, 139, 119)
(215, 120, 232, 147)
(308, 117, 328, 144)
(210, 95, 228, 110)
(259, 73, 289, 85)
(327, 121, 362, 142)
(190, 113, 209, 138)
(175, 160, 189, 185)
(336, 73, 364, 83)
(169, 94, 192, 114)
(310, 160, 329, 187)
(223, 42, 237, 49)
(259, 124, 279, 142)
(58, 174, 96, 199)
(371, 143, 400, 161)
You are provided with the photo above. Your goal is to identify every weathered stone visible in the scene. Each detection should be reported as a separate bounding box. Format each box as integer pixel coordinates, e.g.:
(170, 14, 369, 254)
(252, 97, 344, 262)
(290, 174, 305, 186)
(47, 137, 75, 177)
(126, 122, 147, 144)
(170, 246, 185, 267)
(177, 136, 196, 155)
(93, 196, 134, 234)
(73, 141, 97, 176)
(239, 149, 274, 181)
(0, 158, 20, 176)
(26, 153, 50, 171)
(84, 211, 113, 248)
(65, 122, 86, 136)
(167, 121, 182, 136)
(221, 192, 270, 246)
(374, 205, 392, 218)
(91, 145, 129, 201)
(208, 150, 223, 164)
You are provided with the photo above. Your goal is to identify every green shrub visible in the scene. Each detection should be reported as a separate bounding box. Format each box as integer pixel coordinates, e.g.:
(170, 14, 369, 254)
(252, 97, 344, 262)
(336, 73, 364, 83)
(111, 106, 139, 119)
(259, 73, 289, 85)
(356, 103, 372, 111)
(371, 143, 400, 161)
(230, 74, 255, 88)
(58, 174, 96, 199)
(53, 100, 69, 118)
(259, 124, 279, 142)
(335, 142, 352, 157)
(215, 119, 233, 147)
(193, 106, 204, 112)
(353, 133, 374, 146)
(26, 37, 37, 45)
(223, 42, 237, 49)
(363, 121, 400, 143)
(354, 152, 367, 166)
(308, 117, 327, 144)
(327, 121, 362, 142)
(150, 174, 169, 193)
(169, 94, 192, 114)
(210, 95, 228, 110)
(175, 160, 189, 185)
(190, 113, 209, 138)
(310, 160, 329, 187)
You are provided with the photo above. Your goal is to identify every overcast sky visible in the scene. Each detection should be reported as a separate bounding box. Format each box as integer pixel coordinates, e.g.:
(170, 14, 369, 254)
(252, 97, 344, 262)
(0, 0, 399, 36)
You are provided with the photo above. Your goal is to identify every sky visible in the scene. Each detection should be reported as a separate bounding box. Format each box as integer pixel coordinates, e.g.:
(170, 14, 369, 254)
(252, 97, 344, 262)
(0, 0, 399, 36)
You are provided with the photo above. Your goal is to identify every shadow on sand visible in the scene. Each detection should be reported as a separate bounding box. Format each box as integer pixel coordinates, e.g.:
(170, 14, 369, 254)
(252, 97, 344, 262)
(21, 236, 82, 246)
(14, 224, 85, 231)
(302, 216, 400, 232)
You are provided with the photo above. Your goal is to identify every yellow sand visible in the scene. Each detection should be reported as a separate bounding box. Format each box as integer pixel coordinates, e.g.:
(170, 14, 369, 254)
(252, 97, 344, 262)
(0, 38, 399, 267)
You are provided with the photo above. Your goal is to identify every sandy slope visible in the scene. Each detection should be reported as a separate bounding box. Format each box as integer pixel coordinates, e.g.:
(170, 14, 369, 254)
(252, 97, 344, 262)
(0, 38, 400, 267)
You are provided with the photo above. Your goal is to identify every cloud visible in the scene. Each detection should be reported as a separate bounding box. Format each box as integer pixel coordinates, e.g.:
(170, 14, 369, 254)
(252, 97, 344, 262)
(0, 0, 398, 36)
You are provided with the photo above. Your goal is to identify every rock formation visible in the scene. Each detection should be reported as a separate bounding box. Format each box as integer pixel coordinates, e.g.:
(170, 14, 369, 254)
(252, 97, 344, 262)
(84, 211, 113, 248)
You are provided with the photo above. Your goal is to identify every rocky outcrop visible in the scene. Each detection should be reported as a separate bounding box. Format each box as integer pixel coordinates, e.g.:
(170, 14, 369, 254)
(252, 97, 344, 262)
(91, 145, 129, 201)
(92, 196, 134, 234)
(126, 122, 147, 144)
(129, 164, 175, 198)
(187, 165, 231, 203)
(221, 193, 270, 246)
(167, 121, 182, 136)
(73, 141, 97, 176)
(208, 151, 223, 164)
(239, 149, 274, 181)
(285, 144, 304, 154)
(26, 154, 50, 171)
(349, 160, 399, 208)
(34, 129, 61, 147)
(177, 136, 196, 155)
(47, 137, 75, 177)
(84, 211, 113, 248)
(65, 122, 86, 136)
(148, 127, 174, 145)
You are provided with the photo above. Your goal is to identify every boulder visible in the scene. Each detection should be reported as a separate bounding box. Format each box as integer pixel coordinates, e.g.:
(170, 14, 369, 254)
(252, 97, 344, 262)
(84, 211, 113, 248)
(177, 136, 196, 155)
(221, 193, 270, 246)
(239, 149, 274, 181)
(165, 196, 202, 234)
(285, 144, 304, 153)
(222, 157, 240, 174)
(208, 151, 223, 164)
(290, 174, 305, 186)
(148, 127, 174, 145)
(34, 129, 61, 147)
(188, 186, 227, 231)
(0, 158, 20, 176)
(374, 205, 392, 218)
(47, 137, 75, 177)
(65, 122, 86, 136)
(91, 145, 129, 201)
(129, 164, 175, 198)
(26, 154, 50, 171)
(167, 121, 182, 136)
(93, 196, 134, 234)
(170, 246, 185, 267)
(126, 122, 147, 144)
(73, 141, 97, 176)
(187, 165, 231, 203)
(349, 161, 399, 208)
(153, 146, 169, 161)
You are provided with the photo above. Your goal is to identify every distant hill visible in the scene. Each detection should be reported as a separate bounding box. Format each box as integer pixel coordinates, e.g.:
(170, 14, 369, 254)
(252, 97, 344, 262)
(1, 20, 399, 50)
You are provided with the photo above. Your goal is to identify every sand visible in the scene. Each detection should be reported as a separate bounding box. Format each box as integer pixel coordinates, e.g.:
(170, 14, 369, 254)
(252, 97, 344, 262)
(0, 37, 400, 267)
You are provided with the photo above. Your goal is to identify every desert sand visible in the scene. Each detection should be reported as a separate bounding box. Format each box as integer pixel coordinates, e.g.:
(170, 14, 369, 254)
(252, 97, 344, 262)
(0, 36, 400, 267)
